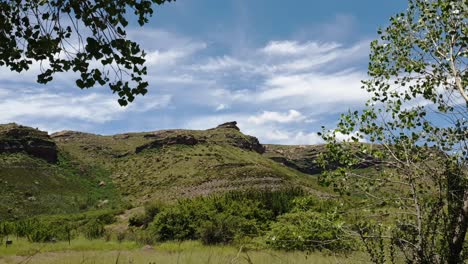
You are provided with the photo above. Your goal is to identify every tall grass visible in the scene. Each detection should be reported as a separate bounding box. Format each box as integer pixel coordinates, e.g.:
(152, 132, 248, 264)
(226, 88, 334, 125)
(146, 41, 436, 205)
(0, 240, 369, 264)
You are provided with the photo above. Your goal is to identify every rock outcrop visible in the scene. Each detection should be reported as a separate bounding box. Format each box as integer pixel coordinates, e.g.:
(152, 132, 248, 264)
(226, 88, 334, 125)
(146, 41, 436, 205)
(134, 122, 266, 154)
(214, 121, 240, 131)
(0, 123, 58, 163)
(210, 121, 265, 154)
(223, 132, 265, 154)
(135, 134, 204, 153)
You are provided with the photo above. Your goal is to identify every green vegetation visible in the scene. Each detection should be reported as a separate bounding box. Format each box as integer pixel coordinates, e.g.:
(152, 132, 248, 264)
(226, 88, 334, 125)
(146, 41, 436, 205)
(1, 0, 465, 262)
(51, 125, 326, 205)
(0, 120, 392, 261)
(0, 0, 176, 106)
(0, 152, 121, 219)
(144, 189, 303, 245)
(0, 210, 117, 243)
(0, 190, 359, 256)
(319, 0, 468, 263)
(0, 240, 368, 264)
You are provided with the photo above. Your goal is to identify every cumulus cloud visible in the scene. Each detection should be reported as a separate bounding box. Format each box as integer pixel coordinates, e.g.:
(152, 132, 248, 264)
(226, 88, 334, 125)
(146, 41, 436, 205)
(145, 43, 206, 67)
(0, 26, 372, 144)
(258, 70, 368, 104)
(248, 110, 305, 124)
(215, 104, 229, 111)
(0, 87, 171, 124)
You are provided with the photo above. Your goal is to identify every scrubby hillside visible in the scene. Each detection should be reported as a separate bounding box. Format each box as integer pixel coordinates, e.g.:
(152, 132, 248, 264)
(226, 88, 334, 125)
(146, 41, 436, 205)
(52, 122, 327, 205)
(0, 122, 331, 219)
(0, 121, 390, 220)
(0, 124, 121, 220)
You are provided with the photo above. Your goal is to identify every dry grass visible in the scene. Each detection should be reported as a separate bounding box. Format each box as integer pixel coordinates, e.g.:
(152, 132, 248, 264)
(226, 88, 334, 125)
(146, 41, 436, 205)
(0, 240, 369, 264)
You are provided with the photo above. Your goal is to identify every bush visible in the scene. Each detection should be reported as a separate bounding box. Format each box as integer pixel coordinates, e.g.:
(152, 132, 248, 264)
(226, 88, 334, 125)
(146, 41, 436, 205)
(149, 205, 198, 241)
(145, 189, 308, 244)
(148, 194, 278, 243)
(83, 219, 105, 239)
(266, 211, 354, 252)
(291, 196, 341, 213)
(196, 213, 261, 245)
(96, 212, 115, 225)
(129, 201, 164, 227)
(197, 214, 237, 245)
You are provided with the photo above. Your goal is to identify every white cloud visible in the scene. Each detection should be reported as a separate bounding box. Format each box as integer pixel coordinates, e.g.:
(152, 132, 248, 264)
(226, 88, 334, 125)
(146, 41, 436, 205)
(261, 41, 340, 56)
(288, 132, 324, 145)
(0, 87, 171, 124)
(0, 26, 373, 145)
(248, 110, 305, 124)
(329, 130, 367, 143)
(215, 104, 229, 111)
(258, 70, 368, 104)
(145, 43, 206, 67)
(193, 56, 249, 72)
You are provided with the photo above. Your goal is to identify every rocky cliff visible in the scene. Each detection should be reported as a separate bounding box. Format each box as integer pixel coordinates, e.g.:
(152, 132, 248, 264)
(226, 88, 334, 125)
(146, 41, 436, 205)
(0, 123, 58, 163)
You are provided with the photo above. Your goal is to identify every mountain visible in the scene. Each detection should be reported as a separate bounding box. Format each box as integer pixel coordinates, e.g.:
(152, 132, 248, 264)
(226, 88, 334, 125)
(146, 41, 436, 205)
(0, 122, 335, 219)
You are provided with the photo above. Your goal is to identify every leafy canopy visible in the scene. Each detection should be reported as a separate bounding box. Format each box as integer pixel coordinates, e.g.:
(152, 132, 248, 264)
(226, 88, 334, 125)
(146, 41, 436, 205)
(319, 0, 467, 263)
(0, 0, 174, 106)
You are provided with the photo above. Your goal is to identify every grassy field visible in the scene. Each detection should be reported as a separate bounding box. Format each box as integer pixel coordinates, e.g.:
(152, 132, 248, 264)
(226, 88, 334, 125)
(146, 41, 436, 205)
(0, 240, 369, 264)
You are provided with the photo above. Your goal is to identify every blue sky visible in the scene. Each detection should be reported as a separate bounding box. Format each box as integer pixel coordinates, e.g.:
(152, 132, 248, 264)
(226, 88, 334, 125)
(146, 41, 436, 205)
(0, 0, 408, 144)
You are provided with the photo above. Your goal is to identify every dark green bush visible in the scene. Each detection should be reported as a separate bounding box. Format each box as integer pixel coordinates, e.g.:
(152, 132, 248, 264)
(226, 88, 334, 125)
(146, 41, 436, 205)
(28, 224, 55, 242)
(197, 214, 237, 245)
(83, 219, 105, 239)
(147, 191, 294, 243)
(149, 205, 199, 241)
(95, 212, 115, 225)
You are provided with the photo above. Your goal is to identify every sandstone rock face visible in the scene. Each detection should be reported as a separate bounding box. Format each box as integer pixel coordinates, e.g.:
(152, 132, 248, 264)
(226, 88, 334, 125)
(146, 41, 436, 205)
(0, 123, 58, 163)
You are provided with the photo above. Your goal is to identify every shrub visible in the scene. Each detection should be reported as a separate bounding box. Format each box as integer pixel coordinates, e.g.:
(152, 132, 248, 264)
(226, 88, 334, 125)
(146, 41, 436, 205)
(129, 201, 164, 227)
(96, 212, 115, 225)
(266, 211, 354, 252)
(147, 189, 306, 244)
(149, 206, 198, 241)
(197, 214, 237, 245)
(83, 219, 105, 239)
(291, 196, 341, 213)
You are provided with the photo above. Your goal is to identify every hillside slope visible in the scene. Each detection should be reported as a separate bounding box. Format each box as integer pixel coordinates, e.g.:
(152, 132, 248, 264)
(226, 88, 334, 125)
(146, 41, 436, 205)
(263, 144, 382, 175)
(0, 124, 120, 220)
(52, 122, 327, 205)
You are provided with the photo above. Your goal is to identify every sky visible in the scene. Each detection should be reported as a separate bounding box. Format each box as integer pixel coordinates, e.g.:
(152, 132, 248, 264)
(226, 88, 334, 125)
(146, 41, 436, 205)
(0, 0, 408, 145)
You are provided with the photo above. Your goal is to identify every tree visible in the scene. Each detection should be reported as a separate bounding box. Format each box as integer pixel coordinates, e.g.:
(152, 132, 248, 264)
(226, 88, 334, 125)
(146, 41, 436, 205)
(319, 0, 467, 263)
(0, 0, 174, 106)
